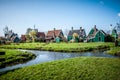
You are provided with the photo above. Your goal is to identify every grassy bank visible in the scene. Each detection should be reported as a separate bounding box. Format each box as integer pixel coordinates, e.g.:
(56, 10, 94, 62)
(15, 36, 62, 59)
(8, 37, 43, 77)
(0, 42, 113, 52)
(0, 43, 46, 50)
(0, 42, 119, 56)
(107, 47, 120, 56)
(41, 42, 113, 52)
(0, 49, 36, 68)
(0, 57, 120, 80)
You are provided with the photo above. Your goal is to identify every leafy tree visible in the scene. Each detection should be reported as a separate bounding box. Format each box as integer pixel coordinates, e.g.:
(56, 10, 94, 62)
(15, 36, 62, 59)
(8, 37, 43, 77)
(25, 34, 31, 42)
(29, 30, 37, 42)
(73, 33, 79, 42)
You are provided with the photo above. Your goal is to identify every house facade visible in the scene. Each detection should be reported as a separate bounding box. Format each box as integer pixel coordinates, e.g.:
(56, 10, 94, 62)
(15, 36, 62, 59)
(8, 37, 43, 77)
(36, 32, 45, 42)
(67, 27, 86, 42)
(87, 25, 106, 42)
(3, 26, 20, 43)
(45, 28, 64, 42)
(21, 35, 26, 42)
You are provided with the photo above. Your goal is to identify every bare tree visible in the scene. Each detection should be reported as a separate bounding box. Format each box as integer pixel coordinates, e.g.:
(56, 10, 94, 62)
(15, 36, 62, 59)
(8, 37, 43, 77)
(64, 28, 69, 38)
(115, 21, 120, 34)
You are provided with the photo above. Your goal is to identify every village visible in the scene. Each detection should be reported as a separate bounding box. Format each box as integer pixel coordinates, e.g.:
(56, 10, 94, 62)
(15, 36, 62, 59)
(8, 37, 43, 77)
(0, 24, 120, 45)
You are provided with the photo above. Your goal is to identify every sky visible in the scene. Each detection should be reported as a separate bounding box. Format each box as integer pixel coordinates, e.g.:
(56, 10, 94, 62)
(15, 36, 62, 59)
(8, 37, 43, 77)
(0, 0, 120, 36)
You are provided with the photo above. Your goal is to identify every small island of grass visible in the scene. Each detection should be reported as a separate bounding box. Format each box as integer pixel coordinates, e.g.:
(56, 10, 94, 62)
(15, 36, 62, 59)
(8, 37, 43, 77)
(0, 49, 36, 68)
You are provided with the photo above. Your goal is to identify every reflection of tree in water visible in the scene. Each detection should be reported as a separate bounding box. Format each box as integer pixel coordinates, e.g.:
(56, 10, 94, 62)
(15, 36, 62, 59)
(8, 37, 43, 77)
(47, 52, 65, 60)
(47, 52, 81, 60)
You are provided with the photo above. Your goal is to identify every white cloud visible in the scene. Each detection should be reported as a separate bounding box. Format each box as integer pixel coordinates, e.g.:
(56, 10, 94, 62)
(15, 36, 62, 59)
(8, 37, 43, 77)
(118, 13, 120, 17)
(100, 1, 104, 5)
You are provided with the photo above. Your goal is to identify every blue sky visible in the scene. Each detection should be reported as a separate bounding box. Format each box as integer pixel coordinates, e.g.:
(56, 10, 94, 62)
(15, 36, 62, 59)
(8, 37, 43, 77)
(0, 0, 120, 36)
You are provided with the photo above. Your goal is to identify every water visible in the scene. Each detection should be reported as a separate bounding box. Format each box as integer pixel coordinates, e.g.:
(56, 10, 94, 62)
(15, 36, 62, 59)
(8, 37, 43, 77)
(0, 50, 118, 73)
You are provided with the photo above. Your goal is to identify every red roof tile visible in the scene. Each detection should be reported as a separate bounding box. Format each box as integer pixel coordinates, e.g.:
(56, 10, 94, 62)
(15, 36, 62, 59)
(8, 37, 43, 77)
(46, 30, 61, 38)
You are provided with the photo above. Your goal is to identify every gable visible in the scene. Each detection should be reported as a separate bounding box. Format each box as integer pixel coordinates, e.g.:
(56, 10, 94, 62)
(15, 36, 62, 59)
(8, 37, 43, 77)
(88, 29, 94, 35)
(68, 29, 86, 37)
(46, 30, 62, 37)
(95, 31, 106, 37)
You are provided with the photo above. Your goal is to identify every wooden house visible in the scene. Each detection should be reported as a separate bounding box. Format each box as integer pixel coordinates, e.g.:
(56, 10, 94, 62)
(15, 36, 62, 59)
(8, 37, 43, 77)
(87, 25, 106, 42)
(3, 26, 20, 43)
(67, 27, 86, 42)
(21, 35, 26, 42)
(36, 32, 45, 42)
(45, 28, 64, 42)
(0, 36, 6, 44)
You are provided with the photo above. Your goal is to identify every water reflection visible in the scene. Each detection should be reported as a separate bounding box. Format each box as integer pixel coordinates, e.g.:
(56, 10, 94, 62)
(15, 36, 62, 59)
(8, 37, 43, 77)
(0, 50, 118, 73)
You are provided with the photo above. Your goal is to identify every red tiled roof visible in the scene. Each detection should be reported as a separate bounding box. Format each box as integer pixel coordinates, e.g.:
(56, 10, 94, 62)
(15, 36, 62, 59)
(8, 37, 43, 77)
(46, 30, 61, 38)
(36, 32, 45, 38)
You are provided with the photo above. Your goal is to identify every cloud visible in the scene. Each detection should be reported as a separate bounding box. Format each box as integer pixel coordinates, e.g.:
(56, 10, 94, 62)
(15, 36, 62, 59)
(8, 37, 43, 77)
(100, 1, 104, 5)
(118, 13, 120, 17)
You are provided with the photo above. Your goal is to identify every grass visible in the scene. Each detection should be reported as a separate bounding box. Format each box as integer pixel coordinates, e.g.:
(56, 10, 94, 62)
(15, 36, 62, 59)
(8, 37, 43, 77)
(0, 49, 36, 68)
(0, 42, 113, 51)
(107, 47, 120, 56)
(0, 42, 46, 50)
(0, 42, 119, 56)
(0, 57, 120, 80)
(41, 42, 113, 52)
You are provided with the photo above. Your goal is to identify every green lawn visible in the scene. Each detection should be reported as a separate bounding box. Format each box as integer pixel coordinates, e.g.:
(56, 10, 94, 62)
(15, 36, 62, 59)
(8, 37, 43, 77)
(0, 42, 113, 51)
(41, 42, 113, 52)
(0, 43, 46, 50)
(0, 49, 36, 68)
(0, 42, 119, 56)
(0, 57, 120, 80)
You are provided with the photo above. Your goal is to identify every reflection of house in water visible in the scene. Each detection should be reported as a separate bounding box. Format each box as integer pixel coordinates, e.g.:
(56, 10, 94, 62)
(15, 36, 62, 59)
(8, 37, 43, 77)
(47, 52, 80, 60)
(3, 26, 20, 43)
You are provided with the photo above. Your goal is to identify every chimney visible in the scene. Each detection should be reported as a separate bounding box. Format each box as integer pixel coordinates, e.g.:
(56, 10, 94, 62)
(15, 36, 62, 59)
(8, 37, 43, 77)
(54, 28, 56, 31)
(94, 25, 96, 29)
(80, 27, 82, 30)
(53, 28, 56, 38)
(34, 25, 35, 29)
(71, 27, 73, 31)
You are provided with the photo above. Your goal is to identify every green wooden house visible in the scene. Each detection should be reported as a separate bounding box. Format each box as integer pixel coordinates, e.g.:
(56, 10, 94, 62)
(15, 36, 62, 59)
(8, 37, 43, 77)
(87, 25, 106, 42)
(67, 27, 86, 42)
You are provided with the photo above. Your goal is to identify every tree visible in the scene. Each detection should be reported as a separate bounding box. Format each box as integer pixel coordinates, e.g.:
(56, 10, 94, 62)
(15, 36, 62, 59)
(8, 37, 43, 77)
(64, 28, 69, 38)
(29, 30, 37, 42)
(25, 34, 31, 42)
(73, 33, 79, 42)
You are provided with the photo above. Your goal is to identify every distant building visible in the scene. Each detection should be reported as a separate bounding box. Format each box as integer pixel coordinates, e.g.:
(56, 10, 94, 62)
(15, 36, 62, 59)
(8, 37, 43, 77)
(26, 25, 38, 35)
(67, 27, 86, 42)
(3, 26, 20, 43)
(45, 28, 64, 42)
(87, 25, 106, 42)
(21, 35, 26, 42)
(0, 36, 6, 44)
(36, 32, 45, 42)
